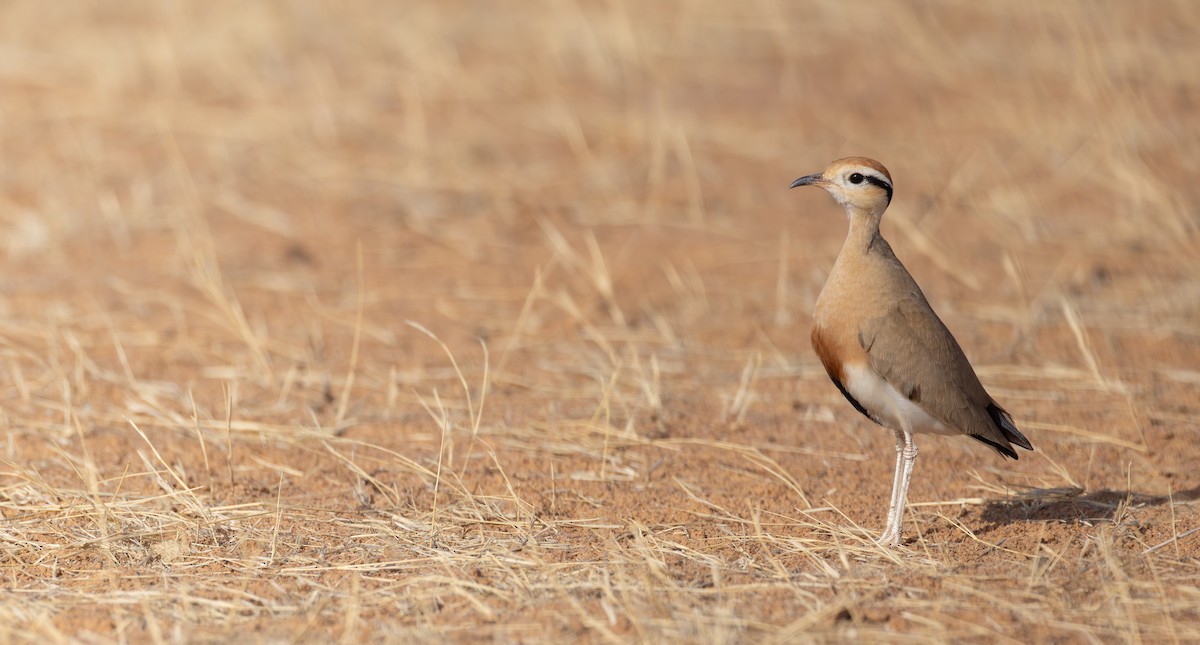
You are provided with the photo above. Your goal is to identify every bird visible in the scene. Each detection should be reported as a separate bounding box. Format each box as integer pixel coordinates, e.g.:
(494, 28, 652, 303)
(790, 157, 1033, 547)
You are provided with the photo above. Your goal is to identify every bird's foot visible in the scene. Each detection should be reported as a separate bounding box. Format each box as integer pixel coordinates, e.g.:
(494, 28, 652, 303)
(876, 529, 901, 548)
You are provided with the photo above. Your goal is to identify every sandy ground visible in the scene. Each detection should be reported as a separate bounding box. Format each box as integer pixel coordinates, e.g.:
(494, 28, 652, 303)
(1, 1, 1199, 642)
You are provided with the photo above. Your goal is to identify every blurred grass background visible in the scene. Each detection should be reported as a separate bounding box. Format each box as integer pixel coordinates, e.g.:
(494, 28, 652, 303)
(1, 1, 1198, 642)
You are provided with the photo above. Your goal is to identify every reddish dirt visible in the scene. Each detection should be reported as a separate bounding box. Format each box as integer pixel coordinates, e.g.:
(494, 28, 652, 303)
(1, 1, 1199, 642)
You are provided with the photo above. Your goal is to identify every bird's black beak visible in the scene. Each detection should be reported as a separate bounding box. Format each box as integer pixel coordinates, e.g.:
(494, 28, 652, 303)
(789, 173, 823, 189)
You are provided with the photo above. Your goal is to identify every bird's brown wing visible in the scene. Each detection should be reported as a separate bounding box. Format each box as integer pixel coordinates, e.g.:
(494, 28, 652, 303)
(858, 298, 1028, 458)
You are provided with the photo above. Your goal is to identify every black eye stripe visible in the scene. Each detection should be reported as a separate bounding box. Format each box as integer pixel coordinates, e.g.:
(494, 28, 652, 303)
(863, 174, 893, 203)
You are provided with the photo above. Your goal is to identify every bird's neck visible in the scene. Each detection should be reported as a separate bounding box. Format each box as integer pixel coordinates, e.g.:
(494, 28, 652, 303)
(841, 206, 884, 255)
(816, 207, 888, 326)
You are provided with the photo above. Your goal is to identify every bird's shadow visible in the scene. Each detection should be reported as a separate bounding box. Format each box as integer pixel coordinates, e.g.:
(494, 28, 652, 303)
(979, 485, 1200, 525)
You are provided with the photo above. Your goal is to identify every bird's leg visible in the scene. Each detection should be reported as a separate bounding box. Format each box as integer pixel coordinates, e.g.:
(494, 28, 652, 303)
(892, 430, 919, 546)
(899, 430, 918, 511)
(879, 428, 919, 547)
(878, 429, 907, 546)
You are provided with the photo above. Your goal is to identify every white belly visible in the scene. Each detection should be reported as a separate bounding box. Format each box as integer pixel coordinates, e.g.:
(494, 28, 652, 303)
(843, 363, 957, 436)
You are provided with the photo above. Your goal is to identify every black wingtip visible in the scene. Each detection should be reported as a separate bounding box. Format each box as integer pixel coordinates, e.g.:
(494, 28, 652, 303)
(975, 403, 1033, 459)
(971, 433, 1020, 460)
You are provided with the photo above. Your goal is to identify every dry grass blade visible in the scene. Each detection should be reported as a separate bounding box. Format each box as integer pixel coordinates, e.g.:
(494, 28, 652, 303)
(335, 243, 367, 425)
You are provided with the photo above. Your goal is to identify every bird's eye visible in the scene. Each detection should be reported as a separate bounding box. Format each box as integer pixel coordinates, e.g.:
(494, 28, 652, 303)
(848, 173, 864, 185)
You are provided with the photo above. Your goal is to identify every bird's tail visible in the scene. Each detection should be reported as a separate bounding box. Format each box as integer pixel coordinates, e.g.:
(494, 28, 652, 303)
(986, 402, 1033, 457)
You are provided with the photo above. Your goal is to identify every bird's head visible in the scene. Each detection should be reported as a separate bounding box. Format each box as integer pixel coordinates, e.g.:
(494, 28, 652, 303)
(789, 157, 893, 215)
